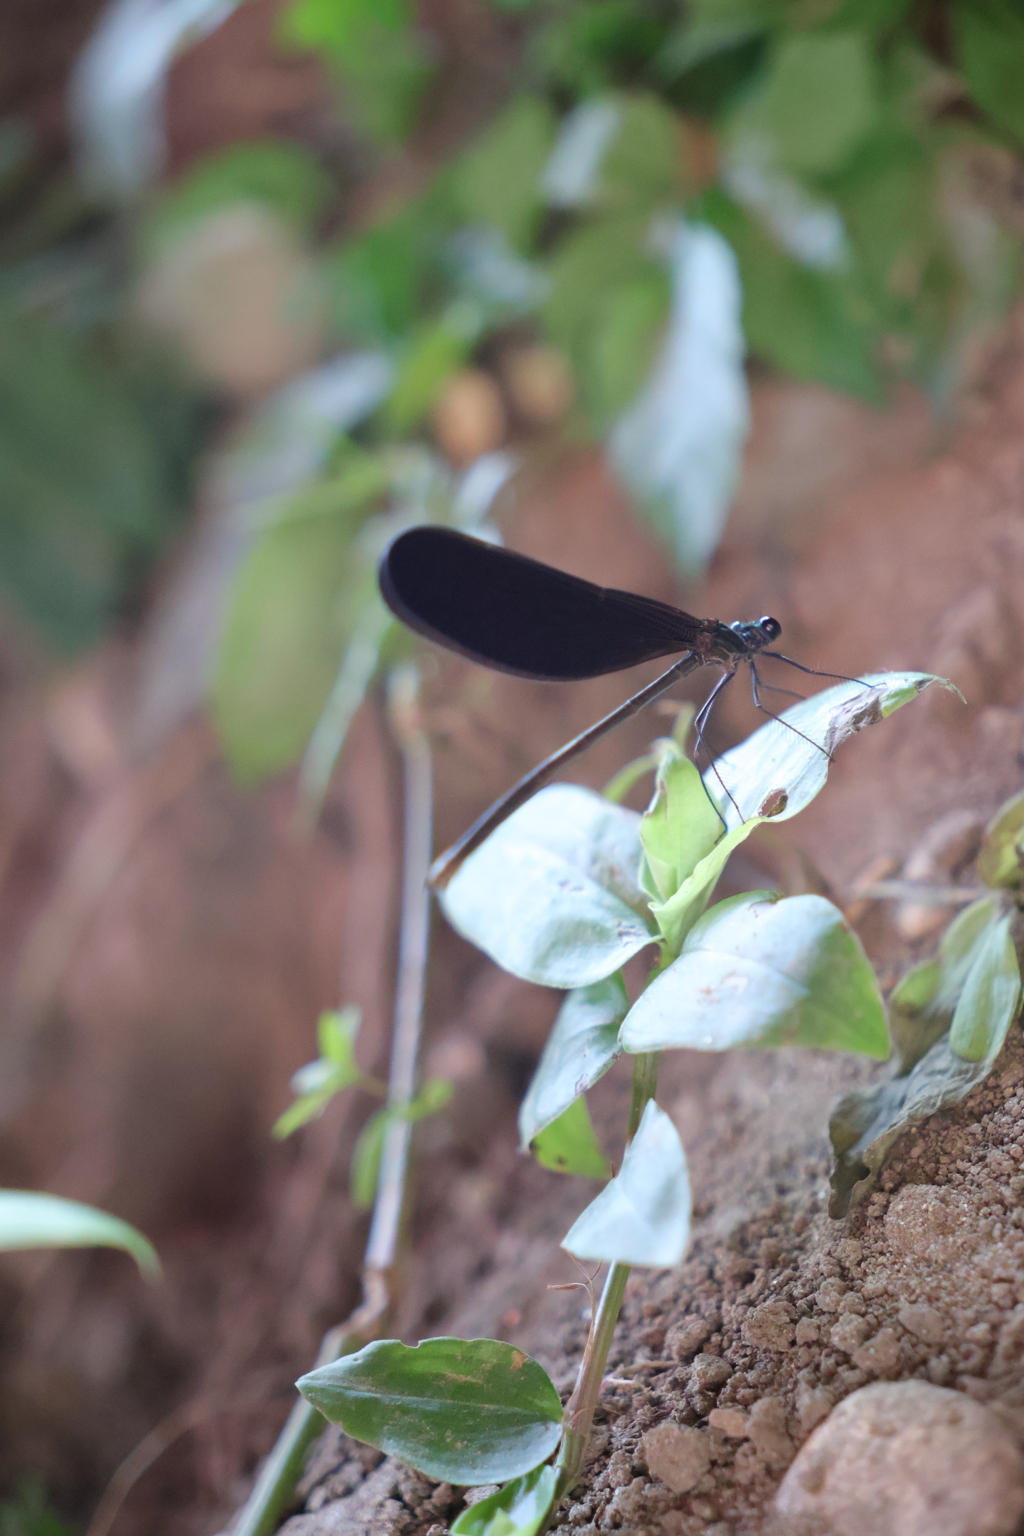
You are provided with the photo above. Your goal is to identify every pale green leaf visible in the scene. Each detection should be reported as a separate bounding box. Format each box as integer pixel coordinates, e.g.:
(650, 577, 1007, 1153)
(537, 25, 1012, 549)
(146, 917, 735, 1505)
(318, 1006, 362, 1068)
(439, 785, 655, 988)
(519, 974, 627, 1148)
(977, 788, 1024, 888)
(454, 97, 555, 250)
(0, 1192, 159, 1278)
(530, 1095, 611, 1180)
(562, 1099, 690, 1268)
(647, 816, 764, 955)
(451, 1465, 558, 1536)
(297, 1337, 564, 1485)
(948, 914, 1021, 1061)
(639, 739, 726, 904)
(351, 1108, 389, 1210)
(621, 892, 889, 1058)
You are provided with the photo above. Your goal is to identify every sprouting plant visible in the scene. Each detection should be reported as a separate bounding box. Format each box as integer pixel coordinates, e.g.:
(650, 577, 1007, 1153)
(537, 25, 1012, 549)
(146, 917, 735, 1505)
(296, 668, 953, 1534)
(830, 785, 1024, 1215)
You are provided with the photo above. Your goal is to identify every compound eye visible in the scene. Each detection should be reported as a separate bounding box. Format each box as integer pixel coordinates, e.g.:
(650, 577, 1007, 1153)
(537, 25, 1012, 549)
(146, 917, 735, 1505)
(761, 616, 781, 641)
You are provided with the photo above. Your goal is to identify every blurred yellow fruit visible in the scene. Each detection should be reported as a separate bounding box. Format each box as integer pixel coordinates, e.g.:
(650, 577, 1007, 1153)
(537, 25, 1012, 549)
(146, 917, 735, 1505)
(432, 368, 506, 463)
(500, 345, 575, 426)
(134, 204, 328, 397)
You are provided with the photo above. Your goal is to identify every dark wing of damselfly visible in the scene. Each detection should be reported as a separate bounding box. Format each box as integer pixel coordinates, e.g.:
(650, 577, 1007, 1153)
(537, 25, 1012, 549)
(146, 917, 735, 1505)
(379, 526, 712, 680)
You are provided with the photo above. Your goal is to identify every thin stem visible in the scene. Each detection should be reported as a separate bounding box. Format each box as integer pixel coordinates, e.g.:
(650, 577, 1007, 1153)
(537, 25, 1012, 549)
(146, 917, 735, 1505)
(230, 665, 433, 1536)
(549, 1051, 660, 1519)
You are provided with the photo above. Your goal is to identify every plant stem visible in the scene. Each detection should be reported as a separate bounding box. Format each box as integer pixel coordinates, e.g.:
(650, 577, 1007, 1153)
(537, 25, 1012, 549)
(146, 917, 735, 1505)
(231, 665, 433, 1536)
(550, 1051, 660, 1515)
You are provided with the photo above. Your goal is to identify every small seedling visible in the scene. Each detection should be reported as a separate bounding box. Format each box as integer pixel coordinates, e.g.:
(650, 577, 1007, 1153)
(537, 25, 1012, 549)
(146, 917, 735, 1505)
(299, 662, 952, 1533)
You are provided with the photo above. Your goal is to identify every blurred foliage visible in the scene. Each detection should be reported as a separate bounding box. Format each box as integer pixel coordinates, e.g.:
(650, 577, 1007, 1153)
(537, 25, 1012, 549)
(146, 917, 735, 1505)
(0, 1482, 69, 1536)
(5, 0, 1024, 767)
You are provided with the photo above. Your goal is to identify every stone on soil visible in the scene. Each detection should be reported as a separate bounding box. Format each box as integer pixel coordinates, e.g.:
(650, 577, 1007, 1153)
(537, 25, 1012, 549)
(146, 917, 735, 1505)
(774, 1380, 1024, 1536)
(641, 1422, 711, 1493)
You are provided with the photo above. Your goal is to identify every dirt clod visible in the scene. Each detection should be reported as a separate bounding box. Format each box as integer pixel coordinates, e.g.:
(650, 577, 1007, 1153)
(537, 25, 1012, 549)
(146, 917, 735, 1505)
(642, 1423, 712, 1494)
(774, 1380, 1024, 1536)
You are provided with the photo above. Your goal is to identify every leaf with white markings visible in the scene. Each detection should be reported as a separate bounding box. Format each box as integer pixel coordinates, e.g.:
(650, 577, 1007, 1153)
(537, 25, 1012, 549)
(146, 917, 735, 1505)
(562, 1100, 690, 1267)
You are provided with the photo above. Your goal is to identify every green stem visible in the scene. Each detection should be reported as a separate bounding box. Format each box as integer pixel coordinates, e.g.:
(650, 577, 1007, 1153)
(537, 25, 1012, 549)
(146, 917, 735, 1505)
(550, 1051, 660, 1515)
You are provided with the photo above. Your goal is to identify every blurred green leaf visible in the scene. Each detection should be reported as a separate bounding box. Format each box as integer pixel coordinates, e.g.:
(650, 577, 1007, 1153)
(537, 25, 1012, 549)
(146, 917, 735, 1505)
(0, 1480, 70, 1536)
(351, 1107, 389, 1208)
(454, 97, 556, 251)
(587, 270, 669, 426)
(281, 0, 430, 143)
(597, 93, 682, 212)
(955, 1, 1024, 148)
(978, 788, 1024, 888)
(0, 1192, 159, 1277)
(753, 30, 877, 177)
(439, 784, 655, 989)
(451, 1465, 558, 1536)
(298, 1338, 564, 1484)
(273, 1007, 369, 1139)
(562, 1099, 690, 1266)
(145, 141, 330, 255)
(948, 913, 1021, 1061)
(211, 452, 391, 783)
(519, 975, 627, 1149)
(327, 197, 449, 344)
(531, 1094, 611, 1179)
(386, 318, 474, 434)
(622, 891, 890, 1057)
(704, 189, 881, 398)
(537, 2, 675, 97)
(0, 304, 204, 652)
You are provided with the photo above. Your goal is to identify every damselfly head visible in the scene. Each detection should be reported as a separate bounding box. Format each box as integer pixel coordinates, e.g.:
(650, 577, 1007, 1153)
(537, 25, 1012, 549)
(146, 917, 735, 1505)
(728, 615, 782, 650)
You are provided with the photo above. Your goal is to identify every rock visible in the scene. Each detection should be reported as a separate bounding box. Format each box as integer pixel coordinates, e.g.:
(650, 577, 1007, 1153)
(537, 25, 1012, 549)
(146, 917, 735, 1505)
(748, 1396, 794, 1470)
(708, 1407, 749, 1438)
(667, 1316, 711, 1360)
(642, 1423, 711, 1493)
(796, 1386, 833, 1439)
(852, 1326, 901, 1376)
(830, 1314, 869, 1353)
(898, 1302, 946, 1344)
(885, 1185, 969, 1264)
(775, 1381, 1024, 1536)
(691, 1352, 732, 1390)
(742, 1300, 796, 1352)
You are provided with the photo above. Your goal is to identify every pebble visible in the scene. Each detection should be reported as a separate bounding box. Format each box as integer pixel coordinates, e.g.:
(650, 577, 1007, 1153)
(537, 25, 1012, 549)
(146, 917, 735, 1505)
(775, 1380, 1024, 1536)
(708, 1407, 748, 1438)
(641, 1423, 711, 1493)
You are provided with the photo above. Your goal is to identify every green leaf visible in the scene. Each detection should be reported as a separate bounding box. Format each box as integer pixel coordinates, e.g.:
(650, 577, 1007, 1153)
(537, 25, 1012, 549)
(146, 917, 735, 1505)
(0, 1479, 71, 1536)
(586, 271, 670, 428)
(955, 1, 1024, 148)
(144, 141, 330, 254)
(531, 1095, 611, 1179)
(829, 1031, 1009, 1217)
(704, 189, 880, 399)
(439, 784, 655, 989)
(753, 31, 877, 177)
(454, 98, 555, 251)
(707, 672, 949, 834)
(622, 891, 890, 1058)
(319, 1005, 362, 1068)
(649, 816, 764, 955)
(211, 456, 391, 783)
(351, 1107, 389, 1209)
(451, 1465, 558, 1536)
(562, 1099, 690, 1267)
(281, 0, 431, 144)
(609, 220, 749, 575)
(0, 1192, 159, 1278)
(385, 318, 475, 434)
(297, 1337, 564, 1484)
(595, 93, 682, 213)
(888, 959, 944, 1074)
(978, 788, 1024, 888)
(948, 914, 1021, 1061)
(639, 739, 723, 904)
(519, 975, 627, 1148)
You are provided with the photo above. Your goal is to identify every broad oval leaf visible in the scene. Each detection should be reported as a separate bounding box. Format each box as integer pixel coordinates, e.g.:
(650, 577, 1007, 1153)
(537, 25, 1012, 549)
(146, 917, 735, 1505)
(519, 974, 627, 1148)
(297, 1337, 564, 1485)
(0, 1191, 159, 1277)
(451, 1465, 558, 1536)
(621, 892, 889, 1058)
(440, 785, 654, 988)
(948, 914, 1022, 1062)
(530, 1094, 611, 1180)
(708, 672, 950, 833)
(562, 1100, 690, 1268)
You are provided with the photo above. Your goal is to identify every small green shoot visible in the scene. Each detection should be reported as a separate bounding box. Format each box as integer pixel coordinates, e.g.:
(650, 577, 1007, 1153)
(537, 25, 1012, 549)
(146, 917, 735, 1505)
(272, 1007, 382, 1139)
(349, 1079, 454, 1209)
